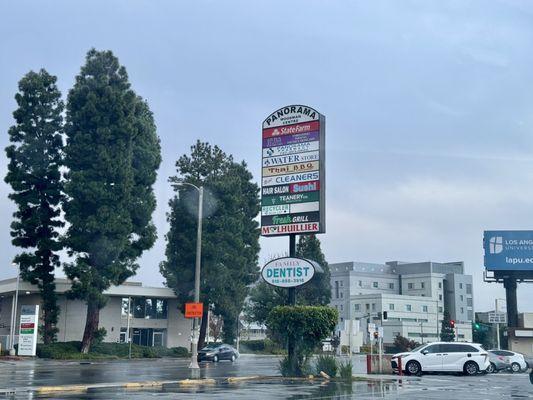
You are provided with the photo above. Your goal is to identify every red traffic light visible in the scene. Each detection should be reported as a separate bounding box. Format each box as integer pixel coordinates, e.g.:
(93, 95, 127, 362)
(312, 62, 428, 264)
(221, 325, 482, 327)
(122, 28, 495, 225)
(373, 331, 379, 338)
(450, 320, 455, 328)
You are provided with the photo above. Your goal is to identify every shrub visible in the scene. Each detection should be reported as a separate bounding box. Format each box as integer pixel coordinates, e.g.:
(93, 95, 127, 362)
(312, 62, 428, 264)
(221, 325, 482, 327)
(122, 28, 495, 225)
(239, 339, 284, 354)
(36, 342, 189, 359)
(315, 354, 338, 377)
(171, 347, 189, 357)
(279, 355, 311, 377)
(267, 306, 338, 377)
(339, 360, 353, 381)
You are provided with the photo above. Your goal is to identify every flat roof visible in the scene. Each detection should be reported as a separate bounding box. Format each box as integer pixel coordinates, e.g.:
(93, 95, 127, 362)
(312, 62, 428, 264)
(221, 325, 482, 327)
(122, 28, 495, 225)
(0, 277, 176, 298)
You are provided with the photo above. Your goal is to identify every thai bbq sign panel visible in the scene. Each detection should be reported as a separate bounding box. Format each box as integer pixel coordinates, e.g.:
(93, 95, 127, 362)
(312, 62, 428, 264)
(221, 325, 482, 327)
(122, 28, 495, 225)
(261, 105, 325, 236)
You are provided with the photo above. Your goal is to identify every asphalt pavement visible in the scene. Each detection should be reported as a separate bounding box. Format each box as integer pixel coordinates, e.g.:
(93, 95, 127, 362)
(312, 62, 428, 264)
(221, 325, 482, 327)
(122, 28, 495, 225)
(0, 354, 531, 399)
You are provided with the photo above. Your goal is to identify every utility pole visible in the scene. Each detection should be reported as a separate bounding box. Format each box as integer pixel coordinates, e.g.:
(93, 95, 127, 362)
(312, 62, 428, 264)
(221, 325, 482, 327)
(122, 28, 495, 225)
(127, 297, 132, 359)
(287, 234, 296, 369)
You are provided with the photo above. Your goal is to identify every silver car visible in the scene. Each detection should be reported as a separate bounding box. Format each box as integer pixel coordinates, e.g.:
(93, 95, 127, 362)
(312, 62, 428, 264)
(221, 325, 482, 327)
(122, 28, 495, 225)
(486, 351, 510, 373)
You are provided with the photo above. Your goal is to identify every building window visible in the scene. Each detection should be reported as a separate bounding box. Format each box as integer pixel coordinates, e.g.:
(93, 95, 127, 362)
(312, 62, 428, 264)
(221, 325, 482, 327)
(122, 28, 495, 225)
(467, 297, 473, 307)
(121, 298, 131, 316)
(460, 307, 464, 314)
(408, 283, 413, 289)
(439, 294, 442, 301)
(373, 282, 378, 288)
(438, 282, 442, 289)
(459, 283, 463, 289)
(438, 306, 443, 313)
(389, 283, 394, 289)
(340, 305, 343, 311)
(340, 292, 343, 298)
(354, 304, 360, 311)
(372, 303, 376, 311)
(466, 284, 472, 294)
(126, 297, 168, 319)
(406, 304, 412, 311)
(460, 295, 464, 301)
(365, 303, 370, 311)
(335, 281, 339, 299)
(389, 304, 394, 311)
(467, 310, 473, 320)
(340, 281, 343, 287)
(422, 305, 428, 312)
(421, 282, 425, 289)
(359, 280, 362, 287)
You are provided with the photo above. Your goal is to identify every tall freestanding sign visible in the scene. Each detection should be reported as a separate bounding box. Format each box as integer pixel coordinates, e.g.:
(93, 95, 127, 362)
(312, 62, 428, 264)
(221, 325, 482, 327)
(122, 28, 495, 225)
(17, 305, 39, 356)
(261, 105, 325, 236)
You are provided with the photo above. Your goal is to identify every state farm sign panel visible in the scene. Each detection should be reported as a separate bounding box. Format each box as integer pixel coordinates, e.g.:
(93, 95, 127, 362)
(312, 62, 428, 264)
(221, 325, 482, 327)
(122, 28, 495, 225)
(261, 105, 325, 236)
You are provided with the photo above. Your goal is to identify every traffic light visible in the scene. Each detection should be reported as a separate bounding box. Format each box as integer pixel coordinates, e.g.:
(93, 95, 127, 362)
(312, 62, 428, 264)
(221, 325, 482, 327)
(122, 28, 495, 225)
(383, 311, 388, 321)
(474, 322, 480, 330)
(450, 320, 455, 328)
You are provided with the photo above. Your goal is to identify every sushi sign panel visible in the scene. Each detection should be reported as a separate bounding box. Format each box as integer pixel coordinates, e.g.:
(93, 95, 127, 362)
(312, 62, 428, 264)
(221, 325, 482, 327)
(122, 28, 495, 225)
(261, 105, 325, 236)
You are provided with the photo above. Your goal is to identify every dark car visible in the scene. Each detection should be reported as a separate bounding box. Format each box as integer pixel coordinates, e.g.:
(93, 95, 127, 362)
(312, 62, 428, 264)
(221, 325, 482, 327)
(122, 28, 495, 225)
(197, 344, 239, 363)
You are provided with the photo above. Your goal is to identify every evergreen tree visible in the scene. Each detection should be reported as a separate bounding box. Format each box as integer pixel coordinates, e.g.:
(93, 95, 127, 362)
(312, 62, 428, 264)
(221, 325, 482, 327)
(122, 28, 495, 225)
(245, 234, 331, 325)
(160, 141, 260, 347)
(64, 49, 161, 353)
(5, 69, 64, 344)
(296, 234, 331, 305)
(440, 309, 456, 342)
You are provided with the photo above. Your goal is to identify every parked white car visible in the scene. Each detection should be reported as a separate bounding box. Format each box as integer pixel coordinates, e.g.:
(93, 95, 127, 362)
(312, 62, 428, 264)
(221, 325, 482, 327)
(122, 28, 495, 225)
(489, 350, 528, 373)
(391, 342, 490, 376)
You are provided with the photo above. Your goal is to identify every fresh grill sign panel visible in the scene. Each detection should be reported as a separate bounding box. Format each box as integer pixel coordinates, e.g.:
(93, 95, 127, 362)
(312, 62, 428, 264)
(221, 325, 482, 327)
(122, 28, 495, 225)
(261, 105, 325, 236)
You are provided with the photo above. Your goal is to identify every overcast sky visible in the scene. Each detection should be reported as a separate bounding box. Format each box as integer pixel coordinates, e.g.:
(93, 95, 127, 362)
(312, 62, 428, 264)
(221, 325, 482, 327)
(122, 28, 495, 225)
(1, 0, 533, 312)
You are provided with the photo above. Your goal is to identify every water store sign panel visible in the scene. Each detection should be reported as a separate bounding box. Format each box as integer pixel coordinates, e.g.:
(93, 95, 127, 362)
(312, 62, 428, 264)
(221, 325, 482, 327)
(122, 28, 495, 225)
(261, 257, 317, 288)
(18, 305, 39, 356)
(261, 105, 325, 236)
(484, 230, 533, 271)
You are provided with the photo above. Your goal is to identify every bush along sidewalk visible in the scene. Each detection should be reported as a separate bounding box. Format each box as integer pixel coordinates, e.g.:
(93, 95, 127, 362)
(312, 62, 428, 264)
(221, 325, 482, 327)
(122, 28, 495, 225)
(36, 341, 189, 360)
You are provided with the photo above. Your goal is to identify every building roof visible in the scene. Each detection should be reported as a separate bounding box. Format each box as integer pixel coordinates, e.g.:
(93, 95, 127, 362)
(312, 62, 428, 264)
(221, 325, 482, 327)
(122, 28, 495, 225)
(0, 277, 176, 298)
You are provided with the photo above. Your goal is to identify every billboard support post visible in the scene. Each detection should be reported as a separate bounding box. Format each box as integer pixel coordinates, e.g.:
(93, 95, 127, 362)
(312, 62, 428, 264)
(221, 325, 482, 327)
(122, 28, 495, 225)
(504, 277, 518, 328)
(287, 233, 297, 370)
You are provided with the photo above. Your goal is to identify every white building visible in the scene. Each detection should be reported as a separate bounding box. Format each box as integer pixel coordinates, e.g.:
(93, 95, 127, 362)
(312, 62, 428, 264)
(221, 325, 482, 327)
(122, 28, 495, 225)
(0, 277, 191, 350)
(330, 261, 474, 346)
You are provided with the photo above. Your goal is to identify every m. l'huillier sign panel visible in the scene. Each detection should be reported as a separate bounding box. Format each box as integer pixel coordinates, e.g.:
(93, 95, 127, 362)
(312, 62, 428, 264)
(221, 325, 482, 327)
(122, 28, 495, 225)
(261, 105, 325, 236)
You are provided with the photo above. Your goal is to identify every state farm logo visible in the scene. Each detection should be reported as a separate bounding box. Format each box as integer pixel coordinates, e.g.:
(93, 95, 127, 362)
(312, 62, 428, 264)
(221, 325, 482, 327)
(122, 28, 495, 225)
(272, 129, 281, 136)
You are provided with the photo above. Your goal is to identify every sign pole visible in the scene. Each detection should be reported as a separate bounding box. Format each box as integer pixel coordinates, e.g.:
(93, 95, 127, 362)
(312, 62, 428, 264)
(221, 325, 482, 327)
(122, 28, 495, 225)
(287, 234, 297, 370)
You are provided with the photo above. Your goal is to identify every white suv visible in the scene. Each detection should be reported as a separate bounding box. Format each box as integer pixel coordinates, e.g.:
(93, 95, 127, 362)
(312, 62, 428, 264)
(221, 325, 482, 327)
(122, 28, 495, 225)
(391, 342, 490, 375)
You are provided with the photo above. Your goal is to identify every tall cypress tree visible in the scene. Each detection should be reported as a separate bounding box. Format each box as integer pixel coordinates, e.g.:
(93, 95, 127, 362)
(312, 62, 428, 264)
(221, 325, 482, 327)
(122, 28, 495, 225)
(160, 141, 260, 347)
(440, 308, 456, 342)
(64, 49, 161, 353)
(5, 69, 64, 344)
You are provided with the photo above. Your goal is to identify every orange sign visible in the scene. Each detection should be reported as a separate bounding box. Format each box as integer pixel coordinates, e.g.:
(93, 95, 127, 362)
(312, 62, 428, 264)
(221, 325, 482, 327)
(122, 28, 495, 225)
(185, 302, 203, 318)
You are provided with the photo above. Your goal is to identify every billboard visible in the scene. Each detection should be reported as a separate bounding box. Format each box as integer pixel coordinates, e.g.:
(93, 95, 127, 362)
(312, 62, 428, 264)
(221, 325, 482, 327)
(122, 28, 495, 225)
(484, 230, 533, 271)
(261, 105, 325, 236)
(261, 257, 320, 288)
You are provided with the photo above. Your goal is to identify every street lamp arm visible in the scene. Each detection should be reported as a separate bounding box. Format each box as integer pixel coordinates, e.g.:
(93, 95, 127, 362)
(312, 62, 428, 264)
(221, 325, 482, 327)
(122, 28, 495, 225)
(172, 180, 201, 192)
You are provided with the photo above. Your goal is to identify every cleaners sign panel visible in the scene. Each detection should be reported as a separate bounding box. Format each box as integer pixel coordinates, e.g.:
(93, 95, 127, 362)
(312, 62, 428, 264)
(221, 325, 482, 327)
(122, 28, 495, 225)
(261, 257, 317, 288)
(484, 230, 533, 271)
(261, 105, 325, 236)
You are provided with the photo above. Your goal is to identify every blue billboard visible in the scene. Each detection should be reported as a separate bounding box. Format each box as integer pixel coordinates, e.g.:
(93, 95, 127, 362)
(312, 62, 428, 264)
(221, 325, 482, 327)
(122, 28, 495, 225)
(484, 230, 533, 271)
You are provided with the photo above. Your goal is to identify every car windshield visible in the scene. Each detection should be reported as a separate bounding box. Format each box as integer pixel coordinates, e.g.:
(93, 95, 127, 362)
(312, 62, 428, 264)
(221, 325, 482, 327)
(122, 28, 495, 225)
(201, 344, 220, 350)
(410, 344, 428, 353)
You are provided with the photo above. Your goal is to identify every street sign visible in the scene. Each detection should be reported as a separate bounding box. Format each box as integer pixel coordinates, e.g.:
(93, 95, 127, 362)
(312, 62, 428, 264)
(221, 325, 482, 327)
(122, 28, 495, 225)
(367, 323, 376, 333)
(185, 302, 203, 318)
(488, 312, 507, 324)
(261, 105, 325, 236)
(378, 327, 384, 338)
(484, 230, 533, 271)
(261, 257, 322, 288)
(18, 305, 39, 356)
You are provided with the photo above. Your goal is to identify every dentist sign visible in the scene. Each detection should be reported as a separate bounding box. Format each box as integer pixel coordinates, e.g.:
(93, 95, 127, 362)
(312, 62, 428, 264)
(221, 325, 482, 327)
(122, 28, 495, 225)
(261, 257, 322, 288)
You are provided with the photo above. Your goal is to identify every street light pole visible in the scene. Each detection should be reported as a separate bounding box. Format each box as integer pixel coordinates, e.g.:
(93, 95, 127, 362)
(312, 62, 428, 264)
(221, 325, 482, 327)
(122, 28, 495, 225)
(174, 181, 204, 371)
(9, 263, 20, 356)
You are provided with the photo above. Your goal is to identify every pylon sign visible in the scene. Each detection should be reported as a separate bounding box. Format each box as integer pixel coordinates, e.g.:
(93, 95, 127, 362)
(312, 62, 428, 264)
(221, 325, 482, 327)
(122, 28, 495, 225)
(261, 105, 326, 236)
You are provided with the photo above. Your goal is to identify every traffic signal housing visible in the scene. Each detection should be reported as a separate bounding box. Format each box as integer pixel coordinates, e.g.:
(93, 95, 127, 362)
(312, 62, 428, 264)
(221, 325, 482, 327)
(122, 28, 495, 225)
(450, 320, 455, 328)
(383, 311, 388, 321)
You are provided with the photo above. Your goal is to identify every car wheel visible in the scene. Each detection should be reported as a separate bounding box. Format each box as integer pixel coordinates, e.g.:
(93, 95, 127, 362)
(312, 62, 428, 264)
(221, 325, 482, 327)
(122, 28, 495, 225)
(511, 362, 521, 373)
(486, 363, 496, 374)
(213, 355, 218, 363)
(464, 361, 478, 376)
(231, 354, 236, 362)
(406, 361, 421, 376)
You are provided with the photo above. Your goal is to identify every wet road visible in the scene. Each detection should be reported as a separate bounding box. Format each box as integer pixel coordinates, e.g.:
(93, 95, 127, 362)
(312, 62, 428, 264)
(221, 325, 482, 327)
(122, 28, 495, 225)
(1, 355, 532, 399)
